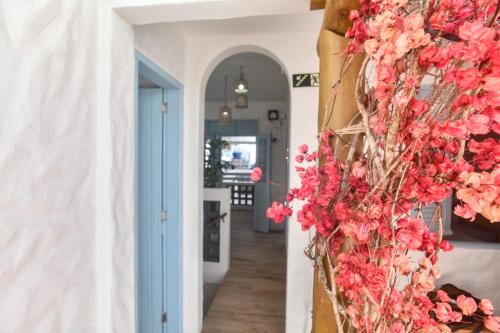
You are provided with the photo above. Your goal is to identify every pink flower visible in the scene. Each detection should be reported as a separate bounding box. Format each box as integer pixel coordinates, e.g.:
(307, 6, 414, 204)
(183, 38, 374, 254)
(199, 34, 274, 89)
(364, 39, 379, 55)
(458, 21, 496, 42)
(479, 299, 494, 315)
(483, 74, 500, 92)
(397, 218, 426, 250)
(435, 302, 454, 322)
(484, 316, 500, 333)
(349, 10, 359, 20)
(467, 114, 490, 135)
(250, 167, 262, 182)
(419, 257, 432, 270)
(457, 295, 477, 316)
(298, 144, 308, 154)
(451, 68, 481, 90)
(351, 161, 366, 178)
(454, 204, 477, 221)
(403, 13, 424, 31)
(389, 322, 405, 333)
(266, 202, 292, 223)
(436, 290, 452, 302)
(295, 155, 304, 163)
(410, 99, 429, 116)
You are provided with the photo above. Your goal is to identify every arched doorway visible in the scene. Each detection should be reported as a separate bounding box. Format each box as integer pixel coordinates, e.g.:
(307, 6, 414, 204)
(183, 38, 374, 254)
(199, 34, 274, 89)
(201, 51, 290, 332)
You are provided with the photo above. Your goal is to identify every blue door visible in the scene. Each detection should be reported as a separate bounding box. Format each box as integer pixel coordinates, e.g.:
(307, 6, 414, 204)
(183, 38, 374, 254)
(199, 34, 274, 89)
(138, 88, 167, 333)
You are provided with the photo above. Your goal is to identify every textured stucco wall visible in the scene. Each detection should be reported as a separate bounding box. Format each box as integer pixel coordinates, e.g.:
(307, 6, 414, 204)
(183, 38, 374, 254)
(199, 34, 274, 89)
(0, 1, 140, 332)
(0, 1, 100, 331)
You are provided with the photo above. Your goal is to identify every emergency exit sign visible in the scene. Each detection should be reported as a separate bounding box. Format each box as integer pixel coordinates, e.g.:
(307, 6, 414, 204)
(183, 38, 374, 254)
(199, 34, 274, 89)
(292, 73, 320, 88)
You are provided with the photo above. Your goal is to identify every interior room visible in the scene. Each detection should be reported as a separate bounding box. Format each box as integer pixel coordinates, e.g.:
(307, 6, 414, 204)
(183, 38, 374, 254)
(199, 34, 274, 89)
(201, 52, 290, 331)
(2, 1, 499, 333)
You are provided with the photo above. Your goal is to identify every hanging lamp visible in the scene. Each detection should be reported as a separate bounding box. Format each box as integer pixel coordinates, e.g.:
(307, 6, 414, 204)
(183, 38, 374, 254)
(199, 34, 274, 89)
(234, 66, 249, 94)
(235, 93, 248, 109)
(218, 75, 232, 124)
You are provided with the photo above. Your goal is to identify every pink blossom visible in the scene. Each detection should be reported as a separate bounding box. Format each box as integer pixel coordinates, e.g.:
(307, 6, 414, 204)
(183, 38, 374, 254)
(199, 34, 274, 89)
(298, 144, 308, 154)
(351, 161, 366, 178)
(457, 295, 478, 316)
(484, 316, 500, 333)
(389, 322, 405, 333)
(419, 257, 432, 270)
(250, 167, 263, 182)
(479, 299, 494, 315)
(365, 39, 379, 55)
(403, 13, 424, 31)
(483, 74, 500, 92)
(458, 21, 496, 42)
(266, 202, 292, 223)
(467, 114, 490, 135)
(397, 218, 426, 250)
(436, 290, 451, 303)
(434, 303, 454, 322)
(454, 204, 477, 221)
(410, 99, 429, 116)
(445, 68, 481, 90)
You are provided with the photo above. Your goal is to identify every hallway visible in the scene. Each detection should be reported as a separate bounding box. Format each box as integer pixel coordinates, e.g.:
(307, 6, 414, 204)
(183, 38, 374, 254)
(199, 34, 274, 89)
(203, 209, 287, 333)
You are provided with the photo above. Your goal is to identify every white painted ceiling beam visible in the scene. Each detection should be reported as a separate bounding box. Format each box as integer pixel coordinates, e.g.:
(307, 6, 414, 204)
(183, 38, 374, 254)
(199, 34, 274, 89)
(113, 0, 312, 25)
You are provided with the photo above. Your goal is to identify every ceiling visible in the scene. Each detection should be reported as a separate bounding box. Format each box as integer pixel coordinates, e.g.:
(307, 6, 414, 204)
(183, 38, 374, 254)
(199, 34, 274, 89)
(205, 52, 289, 102)
(170, 11, 323, 37)
(114, 0, 314, 26)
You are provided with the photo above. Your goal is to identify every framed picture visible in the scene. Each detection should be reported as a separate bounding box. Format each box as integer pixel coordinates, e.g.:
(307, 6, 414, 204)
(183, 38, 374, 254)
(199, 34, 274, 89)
(268, 110, 279, 121)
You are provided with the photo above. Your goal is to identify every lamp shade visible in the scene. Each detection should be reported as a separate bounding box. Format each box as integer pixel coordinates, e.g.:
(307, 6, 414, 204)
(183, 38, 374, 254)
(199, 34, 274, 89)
(218, 104, 232, 124)
(218, 75, 232, 124)
(234, 66, 248, 94)
(235, 93, 248, 109)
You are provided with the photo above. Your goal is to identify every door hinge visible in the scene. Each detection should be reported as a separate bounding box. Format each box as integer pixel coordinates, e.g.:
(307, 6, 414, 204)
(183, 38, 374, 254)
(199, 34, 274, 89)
(161, 312, 168, 324)
(160, 210, 167, 222)
(161, 102, 168, 113)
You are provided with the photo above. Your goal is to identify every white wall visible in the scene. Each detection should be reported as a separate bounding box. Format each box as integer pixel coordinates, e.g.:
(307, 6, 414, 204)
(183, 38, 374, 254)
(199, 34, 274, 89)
(1, 0, 99, 331)
(203, 188, 232, 284)
(134, 23, 186, 83)
(0, 1, 182, 332)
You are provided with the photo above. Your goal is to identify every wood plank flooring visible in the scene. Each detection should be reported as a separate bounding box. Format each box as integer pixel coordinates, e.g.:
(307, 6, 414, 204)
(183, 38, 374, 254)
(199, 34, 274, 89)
(202, 209, 286, 333)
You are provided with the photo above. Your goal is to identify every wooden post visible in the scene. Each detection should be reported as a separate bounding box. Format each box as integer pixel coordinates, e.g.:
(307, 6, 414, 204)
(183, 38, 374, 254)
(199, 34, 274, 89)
(313, 0, 364, 332)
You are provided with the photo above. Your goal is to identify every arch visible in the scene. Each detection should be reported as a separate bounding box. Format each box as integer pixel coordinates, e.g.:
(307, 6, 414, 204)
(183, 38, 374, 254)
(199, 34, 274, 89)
(198, 44, 292, 329)
(199, 44, 291, 104)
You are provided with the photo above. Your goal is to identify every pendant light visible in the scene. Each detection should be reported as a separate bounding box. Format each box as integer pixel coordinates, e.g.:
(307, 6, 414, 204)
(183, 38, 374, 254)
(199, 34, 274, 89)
(234, 66, 248, 94)
(235, 93, 248, 109)
(218, 75, 232, 124)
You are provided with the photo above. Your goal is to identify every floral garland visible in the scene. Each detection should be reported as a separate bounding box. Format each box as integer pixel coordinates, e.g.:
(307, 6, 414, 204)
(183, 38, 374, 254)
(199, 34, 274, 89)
(253, 0, 499, 331)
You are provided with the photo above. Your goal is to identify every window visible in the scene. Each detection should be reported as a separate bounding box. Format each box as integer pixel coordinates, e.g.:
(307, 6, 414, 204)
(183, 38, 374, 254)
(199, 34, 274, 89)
(220, 136, 257, 184)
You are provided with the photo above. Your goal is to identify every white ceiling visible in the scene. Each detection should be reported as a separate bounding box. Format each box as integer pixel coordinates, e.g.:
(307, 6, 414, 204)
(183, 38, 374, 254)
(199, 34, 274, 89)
(170, 11, 323, 37)
(205, 52, 289, 102)
(113, 0, 314, 25)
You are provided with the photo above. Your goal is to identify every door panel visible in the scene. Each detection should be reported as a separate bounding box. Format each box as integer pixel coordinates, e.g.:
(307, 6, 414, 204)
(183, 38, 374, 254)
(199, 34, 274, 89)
(138, 88, 165, 333)
(253, 136, 271, 233)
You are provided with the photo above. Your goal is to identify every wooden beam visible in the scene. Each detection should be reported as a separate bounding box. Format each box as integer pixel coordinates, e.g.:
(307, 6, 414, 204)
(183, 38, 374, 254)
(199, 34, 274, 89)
(323, 0, 361, 36)
(310, 0, 326, 10)
(313, 0, 364, 331)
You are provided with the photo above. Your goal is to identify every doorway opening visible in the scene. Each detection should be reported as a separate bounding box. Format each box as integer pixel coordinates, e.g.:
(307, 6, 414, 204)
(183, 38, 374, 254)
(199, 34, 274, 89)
(201, 52, 290, 331)
(135, 52, 183, 333)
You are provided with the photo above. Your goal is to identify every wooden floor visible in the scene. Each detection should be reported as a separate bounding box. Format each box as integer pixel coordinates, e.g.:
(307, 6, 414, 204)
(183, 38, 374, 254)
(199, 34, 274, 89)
(202, 209, 287, 333)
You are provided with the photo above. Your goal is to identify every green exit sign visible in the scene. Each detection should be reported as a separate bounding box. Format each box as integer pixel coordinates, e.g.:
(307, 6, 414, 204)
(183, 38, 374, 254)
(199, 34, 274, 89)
(293, 73, 319, 88)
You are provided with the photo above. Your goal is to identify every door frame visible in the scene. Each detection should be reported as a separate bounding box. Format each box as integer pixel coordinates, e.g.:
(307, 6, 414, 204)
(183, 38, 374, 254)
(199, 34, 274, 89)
(135, 51, 183, 332)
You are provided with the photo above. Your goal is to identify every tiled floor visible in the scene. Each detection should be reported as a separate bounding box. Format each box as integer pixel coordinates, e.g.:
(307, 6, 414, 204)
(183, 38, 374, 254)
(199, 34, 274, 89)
(202, 209, 286, 333)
